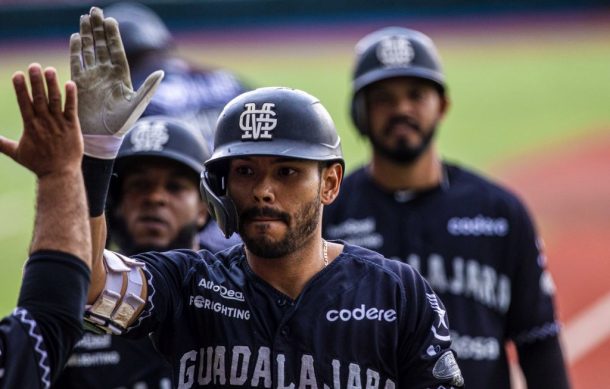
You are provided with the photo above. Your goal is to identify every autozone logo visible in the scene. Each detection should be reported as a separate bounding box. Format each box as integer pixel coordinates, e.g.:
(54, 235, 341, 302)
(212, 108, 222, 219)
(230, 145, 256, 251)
(326, 304, 397, 322)
(198, 278, 244, 302)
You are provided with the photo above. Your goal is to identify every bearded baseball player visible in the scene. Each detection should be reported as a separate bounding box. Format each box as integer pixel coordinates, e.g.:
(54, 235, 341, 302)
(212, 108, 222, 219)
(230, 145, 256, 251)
(322, 27, 570, 388)
(0, 64, 91, 388)
(66, 8, 464, 388)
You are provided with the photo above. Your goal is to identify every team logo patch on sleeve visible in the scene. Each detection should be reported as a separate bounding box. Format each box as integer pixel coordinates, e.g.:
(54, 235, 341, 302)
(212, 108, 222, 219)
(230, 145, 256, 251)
(432, 351, 464, 387)
(426, 293, 451, 341)
(240, 102, 277, 140)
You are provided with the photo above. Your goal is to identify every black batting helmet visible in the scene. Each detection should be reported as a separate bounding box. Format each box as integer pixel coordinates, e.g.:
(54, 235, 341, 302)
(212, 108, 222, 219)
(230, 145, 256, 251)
(351, 27, 446, 136)
(110, 115, 210, 205)
(200, 87, 344, 238)
(104, 2, 173, 57)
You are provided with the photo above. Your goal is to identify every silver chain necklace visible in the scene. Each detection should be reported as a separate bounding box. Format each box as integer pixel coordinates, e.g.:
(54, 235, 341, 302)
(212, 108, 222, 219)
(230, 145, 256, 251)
(322, 240, 329, 267)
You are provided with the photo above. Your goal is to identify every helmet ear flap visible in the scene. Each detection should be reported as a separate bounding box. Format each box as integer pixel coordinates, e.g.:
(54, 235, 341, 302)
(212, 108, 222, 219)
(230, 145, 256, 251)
(199, 168, 238, 238)
(351, 90, 368, 137)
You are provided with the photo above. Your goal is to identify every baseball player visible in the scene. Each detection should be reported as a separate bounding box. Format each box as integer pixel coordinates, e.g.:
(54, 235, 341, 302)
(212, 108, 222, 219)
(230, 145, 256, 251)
(67, 8, 465, 387)
(322, 27, 570, 388)
(105, 1, 250, 151)
(0, 64, 91, 388)
(105, 1, 250, 251)
(56, 116, 243, 388)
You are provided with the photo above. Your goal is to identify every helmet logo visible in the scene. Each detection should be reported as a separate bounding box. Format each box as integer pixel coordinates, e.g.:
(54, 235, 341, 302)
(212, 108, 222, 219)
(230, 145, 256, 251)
(131, 121, 170, 151)
(377, 36, 414, 67)
(239, 102, 277, 140)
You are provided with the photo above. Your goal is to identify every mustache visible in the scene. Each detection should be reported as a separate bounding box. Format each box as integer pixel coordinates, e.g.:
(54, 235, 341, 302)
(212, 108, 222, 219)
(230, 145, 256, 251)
(240, 206, 291, 224)
(383, 115, 421, 135)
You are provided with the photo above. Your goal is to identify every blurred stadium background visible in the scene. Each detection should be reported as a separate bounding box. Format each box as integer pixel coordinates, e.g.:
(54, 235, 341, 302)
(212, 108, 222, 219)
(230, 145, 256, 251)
(1, 1, 609, 387)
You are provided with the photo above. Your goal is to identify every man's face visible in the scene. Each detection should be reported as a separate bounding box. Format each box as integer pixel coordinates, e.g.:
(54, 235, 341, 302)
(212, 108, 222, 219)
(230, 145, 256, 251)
(115, 157, 206, 253)
(366, 77, 448, 164)
(227, 156, 337, 259)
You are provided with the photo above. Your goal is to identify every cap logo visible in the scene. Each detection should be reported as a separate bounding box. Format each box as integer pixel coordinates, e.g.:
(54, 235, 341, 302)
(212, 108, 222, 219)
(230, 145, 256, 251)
(239, 102, 277, 140)
(131, 121, 170, 151)
(376, 36, 414, 67)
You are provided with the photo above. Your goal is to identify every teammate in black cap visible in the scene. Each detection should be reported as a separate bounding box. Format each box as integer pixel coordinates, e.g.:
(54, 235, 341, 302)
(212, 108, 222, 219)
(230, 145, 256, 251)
(323, 26, 570, 388)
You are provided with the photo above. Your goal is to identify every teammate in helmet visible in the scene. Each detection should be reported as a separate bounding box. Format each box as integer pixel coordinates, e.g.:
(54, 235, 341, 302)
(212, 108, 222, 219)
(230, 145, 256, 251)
(55, 116, 241, 388)
(105, 2, 250, 252)
(323, 27, 570, 388)
(74, 21, 465, 381)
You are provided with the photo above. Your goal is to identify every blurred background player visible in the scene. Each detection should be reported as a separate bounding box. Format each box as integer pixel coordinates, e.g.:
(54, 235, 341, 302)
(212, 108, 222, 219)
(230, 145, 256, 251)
(105, 1, 250, 151)
(55, 116, 240, 389)
(0, 64, 91, 388)
(323, 27, 570, 388)
(105, 1, 250, 250)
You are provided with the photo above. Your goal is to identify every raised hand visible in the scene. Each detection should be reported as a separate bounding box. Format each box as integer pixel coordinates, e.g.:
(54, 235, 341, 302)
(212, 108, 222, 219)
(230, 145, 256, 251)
(70, 6, 163, 158)
(0, 64, 82, 178)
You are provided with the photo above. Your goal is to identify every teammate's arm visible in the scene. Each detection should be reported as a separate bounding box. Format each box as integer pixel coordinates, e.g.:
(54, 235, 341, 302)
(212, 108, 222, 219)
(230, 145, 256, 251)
(0, 64, 91, 385)
(506, 203, 570, 388)
(69, 6, 163, 304)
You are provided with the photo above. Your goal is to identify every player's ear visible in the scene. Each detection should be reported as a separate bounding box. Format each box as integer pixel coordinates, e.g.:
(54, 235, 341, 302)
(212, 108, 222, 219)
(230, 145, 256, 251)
(320, 162, 343, 205)
(438, 90, 450, 119)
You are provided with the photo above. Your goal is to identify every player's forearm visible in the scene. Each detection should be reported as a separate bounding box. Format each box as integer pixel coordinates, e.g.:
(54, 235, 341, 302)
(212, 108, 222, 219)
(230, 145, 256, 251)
(81, 156, 114, 303)
(87, 214, 108, 303)
(518, 335, 571, 388)
(30, 169, 91, 267)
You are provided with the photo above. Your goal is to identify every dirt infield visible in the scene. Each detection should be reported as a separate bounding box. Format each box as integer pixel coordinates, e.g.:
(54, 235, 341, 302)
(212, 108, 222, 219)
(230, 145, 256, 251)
(494, 130, 610, 388)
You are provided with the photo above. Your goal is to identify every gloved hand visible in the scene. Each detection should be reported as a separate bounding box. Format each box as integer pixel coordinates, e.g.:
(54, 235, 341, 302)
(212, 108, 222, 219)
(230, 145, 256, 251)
(70, 6, 164, 159)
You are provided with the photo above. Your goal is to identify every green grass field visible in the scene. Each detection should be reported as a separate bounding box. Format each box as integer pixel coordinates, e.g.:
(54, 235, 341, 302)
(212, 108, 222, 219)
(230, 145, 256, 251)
(1, 21, 609, 314)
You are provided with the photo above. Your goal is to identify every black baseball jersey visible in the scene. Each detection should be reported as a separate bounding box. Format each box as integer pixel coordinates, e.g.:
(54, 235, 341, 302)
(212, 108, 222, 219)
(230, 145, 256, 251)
(54, 220, 240, 389)
(107, 243, 463, 388)
(0, 251, 90, 389)
(323, 163, 561, 389)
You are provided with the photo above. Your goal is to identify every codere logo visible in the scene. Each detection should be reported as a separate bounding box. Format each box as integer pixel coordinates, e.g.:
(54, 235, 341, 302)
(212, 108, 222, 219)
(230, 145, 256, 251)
(326, 304, 397, 322)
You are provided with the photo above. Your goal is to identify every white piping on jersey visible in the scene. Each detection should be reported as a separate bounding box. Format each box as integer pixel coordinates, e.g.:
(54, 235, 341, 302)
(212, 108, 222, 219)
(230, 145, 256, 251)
(13, 307, 50, 389)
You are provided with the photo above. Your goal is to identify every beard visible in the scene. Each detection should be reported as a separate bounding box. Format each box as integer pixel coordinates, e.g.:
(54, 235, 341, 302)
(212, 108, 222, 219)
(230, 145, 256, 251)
(109, 214, 199, 256)
(369, 115, 437, 164)
(238, 193, 321, 259)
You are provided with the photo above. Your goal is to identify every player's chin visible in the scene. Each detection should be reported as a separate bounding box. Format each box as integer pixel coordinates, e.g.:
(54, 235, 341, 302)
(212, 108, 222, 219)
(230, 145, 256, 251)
(133, 237, 172, 251)
(243, 221, 287, 240)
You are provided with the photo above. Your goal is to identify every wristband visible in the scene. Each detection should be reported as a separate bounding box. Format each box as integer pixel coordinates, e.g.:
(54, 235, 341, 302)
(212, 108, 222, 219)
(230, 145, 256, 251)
(82, 156, 114, 217)
(83, 134, 124, 160)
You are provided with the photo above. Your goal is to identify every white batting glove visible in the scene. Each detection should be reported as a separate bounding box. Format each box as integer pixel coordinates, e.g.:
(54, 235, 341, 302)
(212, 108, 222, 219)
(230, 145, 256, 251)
(70, 7, 164, 159)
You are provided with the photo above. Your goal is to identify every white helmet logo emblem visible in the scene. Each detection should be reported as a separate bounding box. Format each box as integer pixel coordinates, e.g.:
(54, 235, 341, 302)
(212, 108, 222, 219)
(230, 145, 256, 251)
(240, 102, 277, 140)
(377, 36, 414, 67)
(131, 121, 170, 151)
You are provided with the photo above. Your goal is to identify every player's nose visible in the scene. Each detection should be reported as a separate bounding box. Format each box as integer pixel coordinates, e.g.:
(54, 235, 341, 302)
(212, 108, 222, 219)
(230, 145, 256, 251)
(144, 183, 170, 205)
(252, 175, 275, 203)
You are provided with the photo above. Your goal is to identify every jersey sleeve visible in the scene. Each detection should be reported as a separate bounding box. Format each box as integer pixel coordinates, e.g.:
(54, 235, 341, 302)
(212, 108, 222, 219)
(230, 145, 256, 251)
(504, 200, 561, 344)
(0, 250, 90, 388)
(398, 266, 464, 388)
